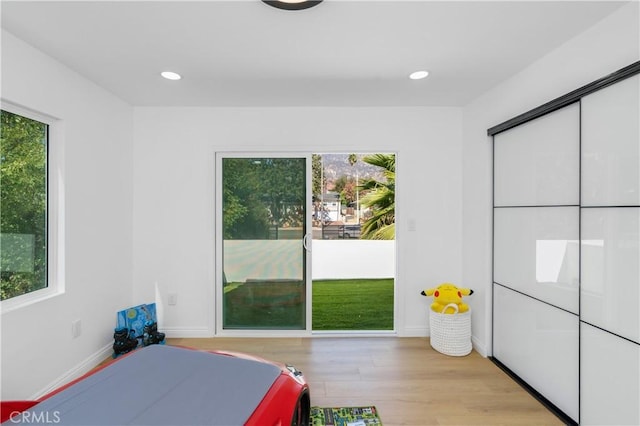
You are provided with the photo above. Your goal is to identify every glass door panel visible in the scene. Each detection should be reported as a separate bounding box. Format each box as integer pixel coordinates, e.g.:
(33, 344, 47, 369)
(220, 156, 308, 330)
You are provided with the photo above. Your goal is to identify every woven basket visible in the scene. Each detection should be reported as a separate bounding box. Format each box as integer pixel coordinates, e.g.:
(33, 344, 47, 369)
(429, 303, 472, 356)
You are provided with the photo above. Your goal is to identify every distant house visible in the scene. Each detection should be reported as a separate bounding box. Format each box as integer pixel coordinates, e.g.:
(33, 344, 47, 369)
(316, 192, 341, 223)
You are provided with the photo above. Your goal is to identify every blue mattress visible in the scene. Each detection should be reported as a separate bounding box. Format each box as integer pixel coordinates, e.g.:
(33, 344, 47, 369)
(7, 345, 281, 425)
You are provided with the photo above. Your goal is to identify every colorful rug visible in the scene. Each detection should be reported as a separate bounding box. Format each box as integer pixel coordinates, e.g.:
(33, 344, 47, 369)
(311, 406, 382, 426)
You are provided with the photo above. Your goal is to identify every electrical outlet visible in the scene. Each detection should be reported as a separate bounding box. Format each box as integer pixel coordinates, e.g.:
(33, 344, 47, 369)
(168, 293, 178, 306)
(71, 319, 82, 338)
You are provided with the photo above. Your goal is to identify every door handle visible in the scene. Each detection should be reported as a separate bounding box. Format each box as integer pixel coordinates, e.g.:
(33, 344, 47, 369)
(303, 233, 311, 252)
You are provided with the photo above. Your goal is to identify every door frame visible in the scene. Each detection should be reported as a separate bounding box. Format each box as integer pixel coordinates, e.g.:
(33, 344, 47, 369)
(214, 152, 313, 336)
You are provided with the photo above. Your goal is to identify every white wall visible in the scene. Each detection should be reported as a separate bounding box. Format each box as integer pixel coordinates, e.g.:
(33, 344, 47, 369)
(0, 30, 134, 399)
(461, 2, 639, 356)
(132, 107, 463, 337)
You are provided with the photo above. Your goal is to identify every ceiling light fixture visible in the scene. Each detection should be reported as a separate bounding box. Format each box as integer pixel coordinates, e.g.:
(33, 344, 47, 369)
(161, 71, 182, 81)
(262, 0, 323, 11)
(409, 70, 429, 80)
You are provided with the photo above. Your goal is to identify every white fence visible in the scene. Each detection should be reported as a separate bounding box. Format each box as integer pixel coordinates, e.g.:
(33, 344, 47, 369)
(223, 240, 395, 283)
(311, 240, 395, 279)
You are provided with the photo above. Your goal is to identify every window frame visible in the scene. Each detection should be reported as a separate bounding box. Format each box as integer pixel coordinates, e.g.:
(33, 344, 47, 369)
(0, 101, 65, 313)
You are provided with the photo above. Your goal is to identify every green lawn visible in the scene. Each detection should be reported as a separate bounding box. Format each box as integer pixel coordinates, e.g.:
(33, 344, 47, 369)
(312, 278, 394, 330)
(223, 278, 394, 330)
(223, 280, 305, 329)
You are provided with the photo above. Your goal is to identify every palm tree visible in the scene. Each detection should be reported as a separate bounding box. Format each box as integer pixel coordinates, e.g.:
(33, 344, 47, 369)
(358, 153, 395, 240)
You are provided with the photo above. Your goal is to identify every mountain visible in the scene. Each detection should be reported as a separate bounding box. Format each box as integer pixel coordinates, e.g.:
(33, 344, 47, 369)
(317, 153, 387, 182)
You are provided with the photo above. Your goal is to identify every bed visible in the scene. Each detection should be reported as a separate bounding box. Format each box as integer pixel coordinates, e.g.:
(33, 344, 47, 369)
(1, 344, 310, 425)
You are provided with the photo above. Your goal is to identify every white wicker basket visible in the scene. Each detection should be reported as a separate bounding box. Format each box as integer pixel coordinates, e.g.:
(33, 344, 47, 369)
(429, 303, 472, 356)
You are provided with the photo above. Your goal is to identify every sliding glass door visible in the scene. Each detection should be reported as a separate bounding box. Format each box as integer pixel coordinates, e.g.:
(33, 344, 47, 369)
(216, 154, 311, 331)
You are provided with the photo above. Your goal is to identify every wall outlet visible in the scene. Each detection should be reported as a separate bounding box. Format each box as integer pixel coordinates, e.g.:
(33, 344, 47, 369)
(168, 293, 178, 306)
(71, 319, 82, 338)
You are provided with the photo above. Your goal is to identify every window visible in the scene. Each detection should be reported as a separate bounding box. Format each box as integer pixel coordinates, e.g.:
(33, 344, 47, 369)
(1, 109, 48, 301)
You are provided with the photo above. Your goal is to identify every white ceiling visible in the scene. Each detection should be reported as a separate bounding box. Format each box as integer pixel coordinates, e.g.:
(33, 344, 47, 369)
(0, 0, 629, 107)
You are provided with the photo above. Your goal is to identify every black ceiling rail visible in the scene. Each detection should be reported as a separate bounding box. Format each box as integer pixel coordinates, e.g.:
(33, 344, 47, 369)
(487, 60, 640, 136)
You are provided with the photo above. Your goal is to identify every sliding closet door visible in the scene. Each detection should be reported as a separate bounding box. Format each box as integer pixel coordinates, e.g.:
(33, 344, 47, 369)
(491, 62, 640, 425)
(493, 103, 580, 422)
(580, 74, 640, 426)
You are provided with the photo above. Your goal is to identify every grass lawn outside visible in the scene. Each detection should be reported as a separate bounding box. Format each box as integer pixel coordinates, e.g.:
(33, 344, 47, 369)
(312, 278, 394, 330)
(222, 278, 394, 330)
(223, 280, 305, 329)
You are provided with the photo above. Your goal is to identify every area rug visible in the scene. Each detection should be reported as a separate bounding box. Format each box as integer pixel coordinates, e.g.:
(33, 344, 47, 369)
(311, 406, 382, 426)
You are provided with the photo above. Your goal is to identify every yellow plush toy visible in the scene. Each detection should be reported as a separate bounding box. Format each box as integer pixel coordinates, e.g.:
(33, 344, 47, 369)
(420, 283, 473, 314)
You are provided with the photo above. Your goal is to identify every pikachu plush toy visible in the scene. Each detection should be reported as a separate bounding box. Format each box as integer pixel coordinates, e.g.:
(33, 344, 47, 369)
(420, 283, 473, 314)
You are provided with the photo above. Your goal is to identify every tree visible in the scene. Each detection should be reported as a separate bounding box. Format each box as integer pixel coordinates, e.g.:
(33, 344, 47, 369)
(222, 158, 305, 240)
(332, 175, 357, 206)
(358, 153, 395, 240)
(342, 180, 356, 205)
(222, 159, 266, 239)
(333, 175, 348, 194)
(311, 154, 324, 199)
(1, 110, 48, 300)
(258, 158, 306, 234)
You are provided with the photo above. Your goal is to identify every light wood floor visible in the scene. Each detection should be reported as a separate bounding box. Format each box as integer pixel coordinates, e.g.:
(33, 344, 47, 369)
(164, 337, 562, 426)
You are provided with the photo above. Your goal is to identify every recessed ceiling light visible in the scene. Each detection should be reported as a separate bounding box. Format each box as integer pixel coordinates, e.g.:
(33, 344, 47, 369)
(161, 71, 182, 81)
(409, 70, 429, 80)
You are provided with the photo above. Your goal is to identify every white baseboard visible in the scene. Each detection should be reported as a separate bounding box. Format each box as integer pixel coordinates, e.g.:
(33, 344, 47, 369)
(471, 335, 488, 357)
(31, 343, 112, 400)
(398, 326, 429, 337)
(160, 326, 213, 338)
(312, 330, 397, 338)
